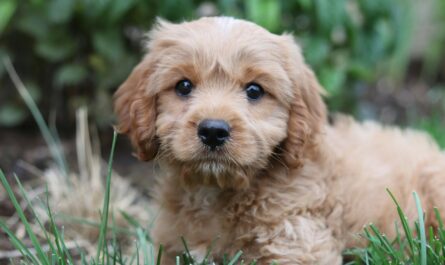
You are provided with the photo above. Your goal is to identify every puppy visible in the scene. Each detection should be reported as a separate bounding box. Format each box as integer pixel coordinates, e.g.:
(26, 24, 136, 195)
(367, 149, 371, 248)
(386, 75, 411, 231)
(114, 17, 445, 264)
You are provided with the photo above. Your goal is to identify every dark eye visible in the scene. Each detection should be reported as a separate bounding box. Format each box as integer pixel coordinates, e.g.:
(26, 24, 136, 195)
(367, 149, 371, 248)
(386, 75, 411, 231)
(245, 83, 264, 101)
(175, 79, 193, 97)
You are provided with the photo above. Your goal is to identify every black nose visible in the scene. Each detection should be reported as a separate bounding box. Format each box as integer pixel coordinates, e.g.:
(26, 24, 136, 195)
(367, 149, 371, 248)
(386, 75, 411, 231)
(197, 119, 230, 149)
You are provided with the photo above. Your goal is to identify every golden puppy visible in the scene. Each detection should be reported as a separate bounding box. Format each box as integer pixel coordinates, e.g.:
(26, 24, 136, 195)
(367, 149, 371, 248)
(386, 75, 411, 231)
(114, 17, 445, 264)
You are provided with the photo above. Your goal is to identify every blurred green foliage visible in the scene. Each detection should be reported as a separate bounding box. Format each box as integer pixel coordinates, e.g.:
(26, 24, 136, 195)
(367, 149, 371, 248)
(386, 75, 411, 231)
(422, 0, 445, 80)
(0, 0, 415, 128)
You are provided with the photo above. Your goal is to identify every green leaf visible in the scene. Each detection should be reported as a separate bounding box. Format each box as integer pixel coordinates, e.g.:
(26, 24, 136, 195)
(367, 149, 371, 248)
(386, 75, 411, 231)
(0, 0, 17, 34)
(47, 0, 75, 23)
(218, 0, 243, 17)
(35, 36, 76, 62)
(96, 53, 137, 89)
(302, 37, 330, 67)
(318, 66, 346, 96)
(0, 103, 27, 127)
(55, 63, 88, 87)
(246, 0, 281, 32)
(107, 0, 137, 22)
(93, 29, 125, 62)
(314, 0, 346, 32)
(80, 0, 109, 20)
(298, 0, 312, 10)
(330, 0, 346, 27)
(0, 47, 7, 77)
(16, 10, 50, 38)
(158, 0, 194, 20)
(88, 54, 107, 74)
(314, 0, 330, 32)
(348, 61, 373, 80)
(368, 19, 393, 61)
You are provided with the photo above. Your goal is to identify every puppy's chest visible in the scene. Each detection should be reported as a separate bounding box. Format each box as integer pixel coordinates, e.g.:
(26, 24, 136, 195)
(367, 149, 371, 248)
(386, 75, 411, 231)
(157, 175, 343, 261)
(174, 185, 326, 242)
(176, 188, 252, 229)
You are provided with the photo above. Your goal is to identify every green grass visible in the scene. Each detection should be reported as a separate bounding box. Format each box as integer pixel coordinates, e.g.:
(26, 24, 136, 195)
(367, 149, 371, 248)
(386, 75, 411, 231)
(3, 57, 68, 177)
(417, 113, 445, 148)
(345, 190, 445, 265)
(96, 130, 117, 262)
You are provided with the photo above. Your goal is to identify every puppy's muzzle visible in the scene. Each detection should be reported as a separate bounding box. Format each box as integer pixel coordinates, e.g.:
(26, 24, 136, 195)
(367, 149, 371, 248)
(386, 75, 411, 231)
(197, 119, 230, 150)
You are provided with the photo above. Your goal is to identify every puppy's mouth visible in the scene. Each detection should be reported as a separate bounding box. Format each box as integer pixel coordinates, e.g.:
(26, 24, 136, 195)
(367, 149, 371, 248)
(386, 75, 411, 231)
(178, 157, 251, 190)
(171, 143, 251, 189)
(197, 146, 232, 160)
(187, 148, 237, 172)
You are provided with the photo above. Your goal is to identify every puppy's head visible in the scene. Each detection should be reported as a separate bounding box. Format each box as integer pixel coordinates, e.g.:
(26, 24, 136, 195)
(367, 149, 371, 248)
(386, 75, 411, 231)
(114, 17, 326, 189)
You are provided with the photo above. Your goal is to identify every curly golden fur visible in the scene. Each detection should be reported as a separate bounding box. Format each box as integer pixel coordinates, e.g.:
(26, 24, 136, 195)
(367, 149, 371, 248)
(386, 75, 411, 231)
(114, 17, 445, 264)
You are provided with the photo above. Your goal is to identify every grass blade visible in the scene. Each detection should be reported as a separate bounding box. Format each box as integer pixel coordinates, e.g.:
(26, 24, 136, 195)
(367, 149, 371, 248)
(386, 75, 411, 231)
(15, 177, 57, 258)
(0, 221, 40, 264)
(137, 228, 150, 265)
(3, 57, 68, 177)
(180, 236, 194, 264)
(121, 210, 143, 228)
(156, 245, 163, 265)
(0, 169, 50, 264)
(387, 189, 416, 257)
(96, 130, 118, 261)
(413, 192, 427, 265)
(201, 236, 219, 264)
(368, 224, 394, 256)
(434, 208, 445, 242)
(227, 250, 243, 265)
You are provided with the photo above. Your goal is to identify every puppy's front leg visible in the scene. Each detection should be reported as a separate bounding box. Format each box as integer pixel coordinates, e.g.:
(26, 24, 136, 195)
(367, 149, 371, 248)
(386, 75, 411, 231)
(242, 216, 343, 265)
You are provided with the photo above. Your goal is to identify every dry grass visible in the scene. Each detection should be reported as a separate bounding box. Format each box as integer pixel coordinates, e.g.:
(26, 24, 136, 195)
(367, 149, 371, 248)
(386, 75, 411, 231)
(0, 108, 153, 263)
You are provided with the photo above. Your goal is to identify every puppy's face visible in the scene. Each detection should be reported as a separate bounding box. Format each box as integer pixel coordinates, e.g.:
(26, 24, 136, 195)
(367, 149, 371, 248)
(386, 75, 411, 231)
(114, 17, 326, 189)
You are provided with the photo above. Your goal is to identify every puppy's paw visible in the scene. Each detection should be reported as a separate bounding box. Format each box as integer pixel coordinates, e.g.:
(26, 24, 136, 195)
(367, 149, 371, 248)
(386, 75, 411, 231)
(189, 244, 214, 264)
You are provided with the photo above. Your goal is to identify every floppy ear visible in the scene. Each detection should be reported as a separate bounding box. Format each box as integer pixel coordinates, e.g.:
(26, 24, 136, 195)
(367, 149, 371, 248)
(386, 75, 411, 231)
(281, 36, 327, 168)
(114, 57, 158, 161)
